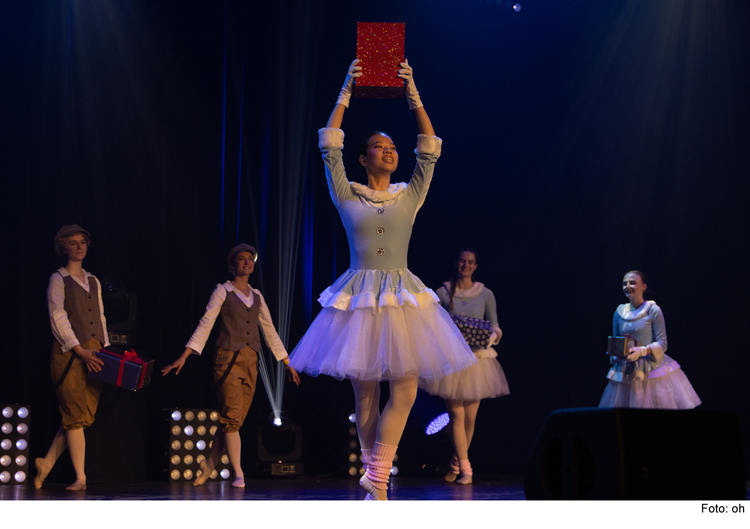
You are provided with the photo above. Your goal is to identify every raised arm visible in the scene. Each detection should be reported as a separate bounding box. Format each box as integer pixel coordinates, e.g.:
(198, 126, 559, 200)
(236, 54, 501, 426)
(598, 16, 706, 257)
(326, 59, 362, 129)
(399, 60, 435, 137)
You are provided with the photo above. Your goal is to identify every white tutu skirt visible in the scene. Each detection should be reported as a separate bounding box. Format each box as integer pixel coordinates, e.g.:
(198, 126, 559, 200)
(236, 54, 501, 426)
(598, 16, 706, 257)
(599, 354, 701, 409)
(289, 268, 477, 382)
(420, 348, 510, 400)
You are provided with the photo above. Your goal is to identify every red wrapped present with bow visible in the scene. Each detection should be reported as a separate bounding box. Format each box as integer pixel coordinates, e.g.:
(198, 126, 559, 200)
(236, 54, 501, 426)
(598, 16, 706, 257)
(89, 347, 154, 391)
(354, 22, 405, 99)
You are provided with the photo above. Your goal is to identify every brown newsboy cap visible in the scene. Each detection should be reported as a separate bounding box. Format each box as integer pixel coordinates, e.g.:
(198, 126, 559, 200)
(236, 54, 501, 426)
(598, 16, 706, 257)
(54, 224, 91, 257)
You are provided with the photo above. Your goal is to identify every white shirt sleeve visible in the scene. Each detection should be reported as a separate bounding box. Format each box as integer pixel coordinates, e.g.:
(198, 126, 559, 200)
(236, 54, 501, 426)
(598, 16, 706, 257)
(254, 289, 289, 361)
(185, 285, 227, 355)
(47, 272, 80, 353)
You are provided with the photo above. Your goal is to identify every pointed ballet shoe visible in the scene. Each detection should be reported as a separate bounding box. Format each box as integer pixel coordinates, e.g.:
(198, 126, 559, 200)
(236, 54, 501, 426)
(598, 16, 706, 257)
(34, 458, 49, 489)
(456, 474, 473, 485)
(444, 454, 460, 482)
(444, 469, 459, 483)
(193, 461, 210, 486)
(359, 474, 388, 501)
(65, 481, 87, 491)
(232, 477, 245, 488)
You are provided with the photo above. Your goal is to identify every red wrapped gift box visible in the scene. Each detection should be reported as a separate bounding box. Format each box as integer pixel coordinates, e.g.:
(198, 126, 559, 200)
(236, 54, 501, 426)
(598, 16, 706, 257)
(89, 347, 154, 391)
(354, 22, 405, 99)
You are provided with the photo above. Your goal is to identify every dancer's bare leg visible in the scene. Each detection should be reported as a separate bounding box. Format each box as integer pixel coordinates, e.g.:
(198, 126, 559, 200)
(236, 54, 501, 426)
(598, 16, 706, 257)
(225, 431, 245, 487)
(194, 429, 226, 486)
(65, 427, 87, 490)
(463, 400, 480, 451)
(376, 377, 418, 446)
(446, 400, 469, 460)
(352, 379, 380, 450)
(34, 426, 68, 489)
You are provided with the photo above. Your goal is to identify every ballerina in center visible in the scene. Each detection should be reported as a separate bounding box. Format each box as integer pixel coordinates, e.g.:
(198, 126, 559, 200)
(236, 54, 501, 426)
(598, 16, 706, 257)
(289, 59, 476, 500)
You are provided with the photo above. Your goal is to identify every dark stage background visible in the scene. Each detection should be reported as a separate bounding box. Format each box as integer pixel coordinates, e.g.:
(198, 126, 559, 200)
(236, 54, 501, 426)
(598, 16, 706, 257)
(1, 0, 748, 483)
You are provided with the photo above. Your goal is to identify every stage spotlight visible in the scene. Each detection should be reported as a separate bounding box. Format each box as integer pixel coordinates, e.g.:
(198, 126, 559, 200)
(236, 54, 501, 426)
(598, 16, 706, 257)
(220, 469, 230, 479)
(0, 405, 30, 486)
(166, 408, 230, 483)
(344, 412, 367, 478)
(426, 412, 450, 435)
(348, 413, 356, 423)
(513, 3, 521, 12)
(391, 466, 399, 476)
(0, 472, 9, 483)
(257, 413, 303, 476)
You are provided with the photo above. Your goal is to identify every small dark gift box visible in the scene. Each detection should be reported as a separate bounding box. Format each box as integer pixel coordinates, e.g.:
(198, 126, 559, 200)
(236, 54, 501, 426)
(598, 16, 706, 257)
(607, 335, 635, 359)
(354, 22, 405, 99)
(89, 347, 154, 391)
(450, 314, 493, 349)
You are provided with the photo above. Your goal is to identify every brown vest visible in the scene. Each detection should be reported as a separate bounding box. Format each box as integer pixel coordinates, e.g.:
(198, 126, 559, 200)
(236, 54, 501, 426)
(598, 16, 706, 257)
(215, 289, 261, 352)
(60, 273, 106, 345)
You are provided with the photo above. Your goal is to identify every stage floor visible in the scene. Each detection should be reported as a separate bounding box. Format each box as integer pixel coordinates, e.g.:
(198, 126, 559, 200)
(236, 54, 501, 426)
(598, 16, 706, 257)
(0, 475, 525, 501)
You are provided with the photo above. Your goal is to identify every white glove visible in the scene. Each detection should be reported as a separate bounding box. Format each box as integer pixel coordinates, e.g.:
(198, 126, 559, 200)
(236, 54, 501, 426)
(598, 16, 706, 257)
(336, 59, 362, 108)
(627, 346, 650, 362)
(398, 59, 423, 110)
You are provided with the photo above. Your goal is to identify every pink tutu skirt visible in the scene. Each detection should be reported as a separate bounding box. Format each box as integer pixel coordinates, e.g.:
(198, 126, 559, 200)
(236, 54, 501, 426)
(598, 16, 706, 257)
(599, 354, 701, 409)
(289, 268, 477, 382)
(420, 348, 510, 400)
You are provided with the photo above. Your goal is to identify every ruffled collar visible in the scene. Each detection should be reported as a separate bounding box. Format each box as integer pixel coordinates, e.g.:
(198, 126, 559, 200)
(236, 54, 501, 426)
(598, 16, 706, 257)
(350, 181, 407, 203)
(617, 300, 655, 321)
(443, 281, 485, 299)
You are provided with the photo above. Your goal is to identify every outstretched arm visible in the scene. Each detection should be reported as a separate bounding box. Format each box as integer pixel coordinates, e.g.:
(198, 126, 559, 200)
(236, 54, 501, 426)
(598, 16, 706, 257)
(326, 59, 361, 129)
(399, 60, 435, 136)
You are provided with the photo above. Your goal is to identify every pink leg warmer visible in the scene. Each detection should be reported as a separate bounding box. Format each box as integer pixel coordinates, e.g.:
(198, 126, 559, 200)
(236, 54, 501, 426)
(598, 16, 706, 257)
(365, 442, 397, 490)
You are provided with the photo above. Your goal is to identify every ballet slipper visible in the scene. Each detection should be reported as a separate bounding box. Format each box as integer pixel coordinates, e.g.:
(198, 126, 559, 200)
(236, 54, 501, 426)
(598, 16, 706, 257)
(34, 458, 49, 489)
(444, 455, 459, 482)
(192, 460, 211, 486)
(359, 474, 388, 501)
(232, 477, 245, 488)
(65, 481, 87, 491)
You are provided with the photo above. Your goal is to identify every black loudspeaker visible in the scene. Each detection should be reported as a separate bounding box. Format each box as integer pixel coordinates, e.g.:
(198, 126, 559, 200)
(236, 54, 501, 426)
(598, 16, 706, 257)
(524, 408, 745, 500)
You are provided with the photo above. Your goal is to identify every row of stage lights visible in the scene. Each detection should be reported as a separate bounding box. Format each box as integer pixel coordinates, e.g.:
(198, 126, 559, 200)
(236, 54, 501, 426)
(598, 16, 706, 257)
(345, 413, 398, 478)
(168, 409, 232, 482)
(1, 406, 30, 485)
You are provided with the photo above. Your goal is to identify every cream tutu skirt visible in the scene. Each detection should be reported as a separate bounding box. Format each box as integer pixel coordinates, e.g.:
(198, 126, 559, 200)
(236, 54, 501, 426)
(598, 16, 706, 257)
(599, 354, 701, 409)
(420, 347, 510, 400)
(289, 268, 477, 382)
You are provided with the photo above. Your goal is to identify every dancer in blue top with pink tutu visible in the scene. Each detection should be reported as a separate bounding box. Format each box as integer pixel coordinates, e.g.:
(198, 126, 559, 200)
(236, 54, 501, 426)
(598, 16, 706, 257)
(599, 270, 700, 409)
(289, 59, 476, 500)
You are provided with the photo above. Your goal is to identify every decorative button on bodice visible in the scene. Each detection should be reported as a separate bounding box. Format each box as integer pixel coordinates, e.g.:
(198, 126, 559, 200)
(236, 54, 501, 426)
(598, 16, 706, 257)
(377, 208, 385, 214)
(376, 227, 384, 235)
(376, 248, 385, 256)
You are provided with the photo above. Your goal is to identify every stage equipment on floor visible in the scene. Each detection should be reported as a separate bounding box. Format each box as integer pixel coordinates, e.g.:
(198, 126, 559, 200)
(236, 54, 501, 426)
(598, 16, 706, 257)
(426, 412, 450, 435)
(167, 409, 231, 483)
(344, 412, 363, 477)
(343, 412, 399, 477)
(257, 412, 302, 476)
(0, 405, 30, 485)
(524, 407, 746, 500)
